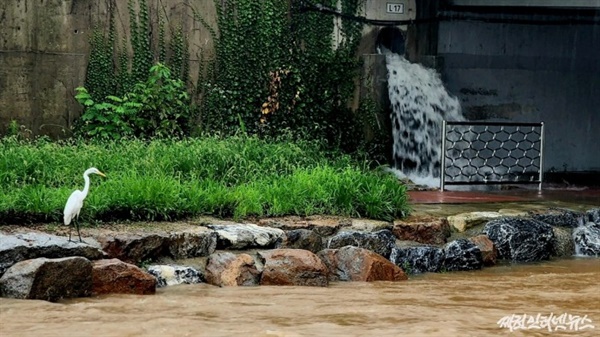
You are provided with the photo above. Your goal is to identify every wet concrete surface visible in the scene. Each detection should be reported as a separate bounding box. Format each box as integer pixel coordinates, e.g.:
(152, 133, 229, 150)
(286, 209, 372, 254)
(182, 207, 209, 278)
(408, 187, 599, 218)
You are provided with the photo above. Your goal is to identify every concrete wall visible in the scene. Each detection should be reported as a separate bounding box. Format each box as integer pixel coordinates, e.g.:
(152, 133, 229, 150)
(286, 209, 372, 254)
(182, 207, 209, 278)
(0, 0, 94, 137)
(0, 0, 216, 138)
(436, 20, 600, 172)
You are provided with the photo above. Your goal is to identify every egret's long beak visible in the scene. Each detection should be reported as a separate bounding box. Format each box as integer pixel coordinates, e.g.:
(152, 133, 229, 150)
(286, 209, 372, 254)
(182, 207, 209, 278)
(98, 171, 107, 178)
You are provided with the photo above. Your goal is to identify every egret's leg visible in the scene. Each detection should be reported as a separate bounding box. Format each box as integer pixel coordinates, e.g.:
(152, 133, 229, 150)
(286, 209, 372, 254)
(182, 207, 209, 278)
(76, 217, 83, 243)
(68, 222, 73, 242)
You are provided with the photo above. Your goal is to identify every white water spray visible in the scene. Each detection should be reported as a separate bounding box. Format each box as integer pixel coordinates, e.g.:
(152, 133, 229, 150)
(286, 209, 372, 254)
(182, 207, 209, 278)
(384, 53, 465, 188)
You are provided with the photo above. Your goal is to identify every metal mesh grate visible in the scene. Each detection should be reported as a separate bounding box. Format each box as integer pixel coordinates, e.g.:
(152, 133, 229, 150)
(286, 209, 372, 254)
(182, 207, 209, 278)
(441, 121, 545, 190)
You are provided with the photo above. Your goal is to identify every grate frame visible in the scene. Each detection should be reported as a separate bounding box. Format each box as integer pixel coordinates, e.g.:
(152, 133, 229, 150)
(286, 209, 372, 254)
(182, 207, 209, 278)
(440, 121, 545, 191)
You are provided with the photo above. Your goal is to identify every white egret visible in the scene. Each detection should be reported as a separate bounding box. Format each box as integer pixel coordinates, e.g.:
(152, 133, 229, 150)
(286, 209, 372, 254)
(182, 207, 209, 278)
(64, 167, 106, 242)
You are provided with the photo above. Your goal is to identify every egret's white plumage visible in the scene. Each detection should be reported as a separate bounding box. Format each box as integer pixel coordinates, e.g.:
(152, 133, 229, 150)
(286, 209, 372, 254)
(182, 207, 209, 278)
(64, 167, 106, 242)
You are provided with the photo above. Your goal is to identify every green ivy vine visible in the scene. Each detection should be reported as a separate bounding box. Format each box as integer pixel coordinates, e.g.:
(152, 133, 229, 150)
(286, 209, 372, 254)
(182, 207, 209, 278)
(197, 0, 368, 152)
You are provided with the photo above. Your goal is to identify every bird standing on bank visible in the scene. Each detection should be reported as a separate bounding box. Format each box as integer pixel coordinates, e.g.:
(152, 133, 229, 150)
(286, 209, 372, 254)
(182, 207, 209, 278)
(64, 167, 106, 242)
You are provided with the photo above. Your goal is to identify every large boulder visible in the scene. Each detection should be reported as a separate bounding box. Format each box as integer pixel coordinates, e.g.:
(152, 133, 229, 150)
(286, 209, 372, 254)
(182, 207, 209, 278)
(0, 232, 104, 277)
(483, 218, 555, 262)
(573, 222, 600, 257)
(447, 212, 504, 232)
(528, 208, 584, 228)
(205, 252, 260, 287)
(468, 235, 497, 266)
(258, 217, 347, 236)
(347, 219, 393, 232)
(147, 265, 203, 288)
(164, 229, 218, 259)
(98, 233, 168, 264)
(389, 245, 445, 274)
(0, 257, 92, 302)
(98, 230, 217, 264)
(443, 239, 483, 271)
(277, 229, 323, 253)
(258, 249, 328, 287)
(392, 217, 451, 245)
(318, 246, 407, 282)
(326, 229, 396, 258)
(208, 224, 285, 249)
(92, 259, 156, 295)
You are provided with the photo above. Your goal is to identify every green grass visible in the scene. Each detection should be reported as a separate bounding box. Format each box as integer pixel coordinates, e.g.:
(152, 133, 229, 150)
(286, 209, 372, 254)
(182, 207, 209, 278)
(0, 136, 410, 224)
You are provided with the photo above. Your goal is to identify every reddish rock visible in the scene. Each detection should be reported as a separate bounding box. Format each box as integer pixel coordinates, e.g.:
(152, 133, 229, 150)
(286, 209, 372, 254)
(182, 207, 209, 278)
(392, 217, 451, 245)
(92, 259, 156, 295)
(205, 252, 260, 287)
(258, 249, 328, 287)
(468, 235, 498, 266)
(318, 246, 408, 282)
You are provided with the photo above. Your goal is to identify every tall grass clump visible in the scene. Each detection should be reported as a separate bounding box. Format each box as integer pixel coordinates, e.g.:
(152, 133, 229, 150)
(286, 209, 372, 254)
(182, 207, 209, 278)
(0, 136, 410, 224)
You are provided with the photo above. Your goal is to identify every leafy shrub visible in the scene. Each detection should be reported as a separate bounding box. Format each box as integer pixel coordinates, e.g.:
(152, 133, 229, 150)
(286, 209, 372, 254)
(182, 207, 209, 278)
(75, 63, 192, 140)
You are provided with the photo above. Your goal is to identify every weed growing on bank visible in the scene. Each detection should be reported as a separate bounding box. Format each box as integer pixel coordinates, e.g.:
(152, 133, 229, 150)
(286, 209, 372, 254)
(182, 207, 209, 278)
(0, 136, 409, 224)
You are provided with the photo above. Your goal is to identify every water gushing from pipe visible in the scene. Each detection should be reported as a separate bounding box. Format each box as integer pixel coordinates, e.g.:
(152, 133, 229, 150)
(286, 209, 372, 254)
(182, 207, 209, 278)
(384, 53, 465, 188)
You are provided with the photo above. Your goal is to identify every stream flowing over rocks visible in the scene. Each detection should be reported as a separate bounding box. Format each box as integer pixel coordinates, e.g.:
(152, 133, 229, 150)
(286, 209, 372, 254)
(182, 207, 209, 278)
(0, 207, 598, 302)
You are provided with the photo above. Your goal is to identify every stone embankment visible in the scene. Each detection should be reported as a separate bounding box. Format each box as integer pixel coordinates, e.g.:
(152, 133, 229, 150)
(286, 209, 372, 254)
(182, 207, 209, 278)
(0, 207, 598, 302)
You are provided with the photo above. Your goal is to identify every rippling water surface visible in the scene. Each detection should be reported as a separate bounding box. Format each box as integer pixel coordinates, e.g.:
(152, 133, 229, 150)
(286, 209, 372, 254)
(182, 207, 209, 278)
(1, 258, 598, 337)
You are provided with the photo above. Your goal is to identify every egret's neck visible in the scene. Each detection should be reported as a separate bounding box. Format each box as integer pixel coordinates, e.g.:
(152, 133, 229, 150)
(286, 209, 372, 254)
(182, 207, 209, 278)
(81, 172, 91, 197)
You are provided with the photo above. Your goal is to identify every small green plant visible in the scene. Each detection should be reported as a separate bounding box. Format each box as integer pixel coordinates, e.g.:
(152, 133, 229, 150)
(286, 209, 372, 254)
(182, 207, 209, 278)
(4, 120, 32, 140)
(401, 261, 413, 275)
(7, 120, 20, 137)
(75, 63, 192, 140)
(139, 259, 154, 270)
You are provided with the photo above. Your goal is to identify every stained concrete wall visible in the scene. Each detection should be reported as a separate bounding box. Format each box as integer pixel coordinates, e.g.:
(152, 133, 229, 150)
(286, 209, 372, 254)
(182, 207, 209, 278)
(0, 0, 216, 138)
(435, 18, 600, 172)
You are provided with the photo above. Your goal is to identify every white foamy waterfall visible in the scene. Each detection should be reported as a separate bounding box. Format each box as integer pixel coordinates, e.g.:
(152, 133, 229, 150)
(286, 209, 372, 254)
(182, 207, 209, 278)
(384, 53, 465, 188)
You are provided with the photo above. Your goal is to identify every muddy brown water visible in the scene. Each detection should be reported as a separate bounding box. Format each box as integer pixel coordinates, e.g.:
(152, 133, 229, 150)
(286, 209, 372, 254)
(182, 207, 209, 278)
(0, 258, 598, 337)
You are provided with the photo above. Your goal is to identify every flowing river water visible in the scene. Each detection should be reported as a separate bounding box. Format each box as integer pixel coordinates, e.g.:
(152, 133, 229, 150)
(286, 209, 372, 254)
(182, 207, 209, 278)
(0, 258, 598, 337)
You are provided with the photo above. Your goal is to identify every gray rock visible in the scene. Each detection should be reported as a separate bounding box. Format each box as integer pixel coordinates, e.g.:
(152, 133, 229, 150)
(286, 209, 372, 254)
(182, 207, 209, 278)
(99, 233, 168, 264)
(207, 224, 285, 249)
(573, 222, 600, 257)
(551, 227, 575, 258)
(326, 229, 396, 258)
(166, 229, 217, 259)
(347, 219, 393, 232)
(0, 256, 92, 302)
(529, 208, 585, 228)
(146, 265, 203, 288)
(278, 229, 323, 253)
(443, 239, 483, 271)
(586, 208, 600, 224)
(389, 245, 445, 274)
(0, 232, 105, 277)
(98, 229, 217, 264)
(483, 218, 555, 262)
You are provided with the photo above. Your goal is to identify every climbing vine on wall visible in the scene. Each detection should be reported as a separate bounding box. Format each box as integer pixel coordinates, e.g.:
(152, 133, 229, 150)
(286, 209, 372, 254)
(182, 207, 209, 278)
(197, 0, 367, 151)
(79, 0, 192, 139)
